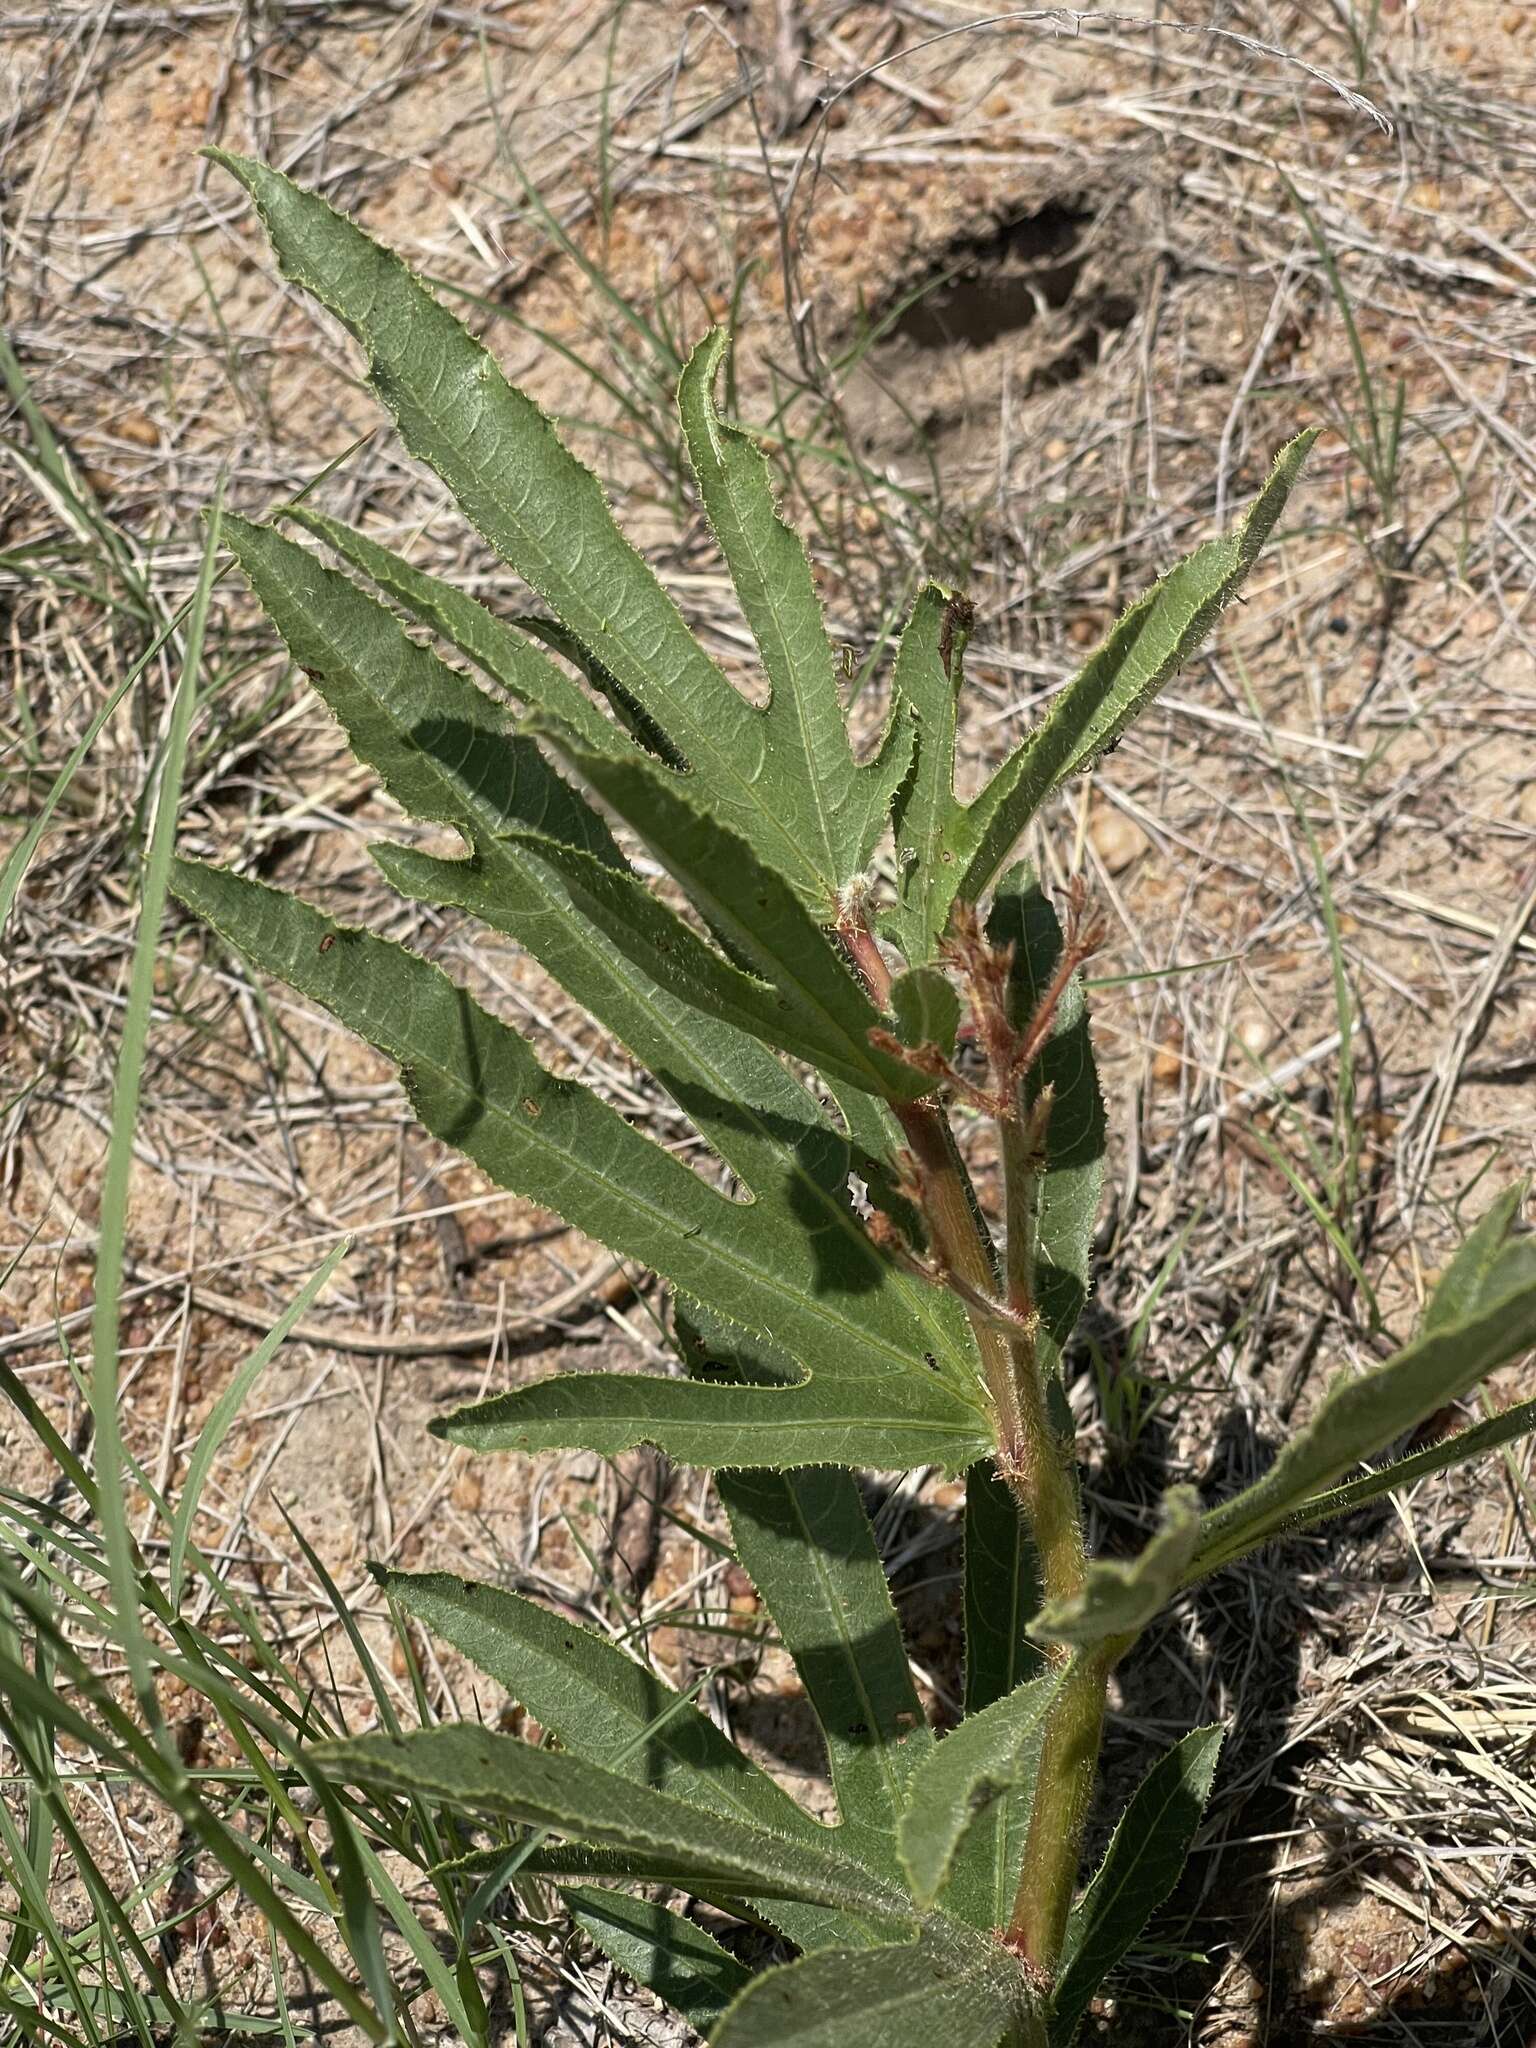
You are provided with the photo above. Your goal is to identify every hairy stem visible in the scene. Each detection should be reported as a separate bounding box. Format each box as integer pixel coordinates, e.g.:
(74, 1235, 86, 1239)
(1007, 1647, 1112, 1972)
(996, 1046, 1097, 1980)
(893, 1097, 1023, 1454)
(843, 899, 1104, 1982)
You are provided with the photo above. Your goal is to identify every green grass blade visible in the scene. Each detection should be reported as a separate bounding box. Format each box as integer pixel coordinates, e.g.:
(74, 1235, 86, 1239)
(168, 1240, 349, 1609)
(89, 489, 222, 1729)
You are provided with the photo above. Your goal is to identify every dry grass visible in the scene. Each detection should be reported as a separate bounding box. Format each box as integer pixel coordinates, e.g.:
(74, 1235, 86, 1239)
(3, 1, 1535, 2042)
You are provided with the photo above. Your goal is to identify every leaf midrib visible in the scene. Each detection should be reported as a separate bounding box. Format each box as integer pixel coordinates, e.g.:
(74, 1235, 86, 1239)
(335, 238, 830, 906)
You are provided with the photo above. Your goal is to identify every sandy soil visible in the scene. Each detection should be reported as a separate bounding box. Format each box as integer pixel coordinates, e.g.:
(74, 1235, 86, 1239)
(3, 1, 1535, 2041)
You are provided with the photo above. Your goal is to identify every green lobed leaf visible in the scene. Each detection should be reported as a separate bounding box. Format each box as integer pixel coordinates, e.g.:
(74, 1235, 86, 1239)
(990, 864, 1107, 1381)
(710, 1922, 1027, 2048)
(896, 1672, 1060, 1911)
(283, 507, 629, 759)
(883, 584, 967, 965)
(884, 442, 1314, 964)
(677, 327, 911, 888)
(210, 150, 882, 915)
(313, 1726, 915, 1926)
(170, 860, 991, 1474)
(1048, 1727, 1224, 2047)
(1196, 1218, 1536, 1578)
(512, 608, 691, 768)
(215, 509, 975, 1422)
(526, 716, 932, 1102)
(1030, 1488, 1201, 1650)
(220, 510, 617, 866)
(376, 1570, 808, 1835)
(564, 1888, 751, 2031)
(964, 1466, 1045, 1715)
(718, 1462, 934, 1855)
(496, 817, 921, 1098)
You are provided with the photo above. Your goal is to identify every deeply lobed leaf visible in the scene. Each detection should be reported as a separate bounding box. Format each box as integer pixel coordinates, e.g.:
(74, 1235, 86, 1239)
(312, 1725, 914, 1926)
(677, 327, 913, 891)
(170, 859, 991, 1473)
(211, 150, 898, 917)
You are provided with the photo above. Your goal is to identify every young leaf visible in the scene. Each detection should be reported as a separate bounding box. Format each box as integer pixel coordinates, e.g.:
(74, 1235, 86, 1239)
(710, 1923, 1027, 2048)
(890, 966, 962, 1059)
(563, 1888, 750, 2031)
(677, 327, 911, 887)
(210, 150, 871, 915)
(1048, 1727, 1224, 2047)
(883, 584, 966, 965)
(896, 1672, 1060, 1910)
(1196, 1219, 1536, 1577)
(169, 862, 991, 1474)
(312, 1726, 914, 1926)
(377, 1569, 809, 1837)
(1030, 1488, 1201, 1650)
(990, 864, 1107, 1380)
